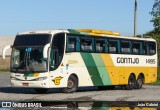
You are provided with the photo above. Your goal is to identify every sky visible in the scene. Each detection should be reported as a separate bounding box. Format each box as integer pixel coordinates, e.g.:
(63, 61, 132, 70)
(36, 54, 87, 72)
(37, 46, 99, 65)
(0, 0, 155, 36)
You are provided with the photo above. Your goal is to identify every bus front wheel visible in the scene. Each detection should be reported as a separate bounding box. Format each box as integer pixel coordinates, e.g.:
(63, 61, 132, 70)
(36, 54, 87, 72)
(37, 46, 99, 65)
(125, 74, 136, 90)
(63, 75, 78, 93)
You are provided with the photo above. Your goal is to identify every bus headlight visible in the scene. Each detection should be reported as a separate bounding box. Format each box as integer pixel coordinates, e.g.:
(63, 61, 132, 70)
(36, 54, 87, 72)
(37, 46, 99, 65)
(11, 76, 16, 80)
(35, 76, 47, 81)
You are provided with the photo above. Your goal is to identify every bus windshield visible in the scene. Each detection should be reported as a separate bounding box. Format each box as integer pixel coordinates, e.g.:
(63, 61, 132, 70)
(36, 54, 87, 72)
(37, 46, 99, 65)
(10, 34, 51, 73)
(13, 34, 51, 46)
(11, 47, 48, 73)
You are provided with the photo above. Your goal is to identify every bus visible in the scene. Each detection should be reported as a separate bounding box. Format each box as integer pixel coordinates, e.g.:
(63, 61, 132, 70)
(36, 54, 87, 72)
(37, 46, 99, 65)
(2, 29, 157, 93)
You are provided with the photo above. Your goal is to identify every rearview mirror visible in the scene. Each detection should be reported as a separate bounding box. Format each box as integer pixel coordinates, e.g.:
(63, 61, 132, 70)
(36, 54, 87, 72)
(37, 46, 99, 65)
(43, 43, 50, 58)
(2, 45, 12, 59)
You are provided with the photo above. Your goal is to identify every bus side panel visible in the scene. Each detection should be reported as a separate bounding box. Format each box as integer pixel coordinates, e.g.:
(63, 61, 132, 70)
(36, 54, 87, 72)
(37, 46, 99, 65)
(101, 54, 119, 85)
(119, 67, 125, 84)
(145, 67, 157, 83)
(49, 52, 157, 88)
(80, 53, 104, 86)
(91, 53, 112, 86)
(110, 54, 157, 85)
(49, 53, 94, 88)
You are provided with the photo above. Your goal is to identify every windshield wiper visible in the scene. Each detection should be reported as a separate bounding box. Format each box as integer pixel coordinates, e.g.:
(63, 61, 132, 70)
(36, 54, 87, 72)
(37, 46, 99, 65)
(24, 49, 35, 73)
(28, 61, 34, 73)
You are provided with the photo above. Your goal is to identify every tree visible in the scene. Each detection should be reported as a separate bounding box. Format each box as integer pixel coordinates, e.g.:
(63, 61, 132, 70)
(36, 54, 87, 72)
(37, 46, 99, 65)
(150, 0, 160, 34)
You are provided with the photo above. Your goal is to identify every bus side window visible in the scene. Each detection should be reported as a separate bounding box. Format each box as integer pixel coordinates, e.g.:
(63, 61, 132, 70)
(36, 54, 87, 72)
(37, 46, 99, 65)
(142, 42, 148, 55)
(50, 49, 55, 70)
(50, 33, 65, 70)
(149, 42, 156, 55)
(80, 37, 93, 52)
(95, 38, 105, 53)
(121, 40, 131, 54)
(108, 39, 118, 53)
(67, 36, 76, 52)
(132, 41, 140, 55)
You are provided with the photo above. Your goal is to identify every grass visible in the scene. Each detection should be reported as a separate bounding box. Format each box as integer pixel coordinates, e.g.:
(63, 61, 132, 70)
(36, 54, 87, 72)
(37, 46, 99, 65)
(152, 80, 160, 85)
(0, 69, 10, 72)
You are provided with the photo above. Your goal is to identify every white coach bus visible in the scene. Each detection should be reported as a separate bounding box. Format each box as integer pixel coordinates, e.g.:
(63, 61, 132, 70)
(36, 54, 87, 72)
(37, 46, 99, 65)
(2, 29, 157, 93)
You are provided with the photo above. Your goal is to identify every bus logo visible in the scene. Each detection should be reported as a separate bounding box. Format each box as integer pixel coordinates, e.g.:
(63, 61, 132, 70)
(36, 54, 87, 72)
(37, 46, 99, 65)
(53, 76, 63, 85)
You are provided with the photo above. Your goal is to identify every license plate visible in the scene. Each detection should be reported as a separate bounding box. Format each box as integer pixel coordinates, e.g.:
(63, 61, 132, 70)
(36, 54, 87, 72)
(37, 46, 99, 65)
(22, 83, 28, 86)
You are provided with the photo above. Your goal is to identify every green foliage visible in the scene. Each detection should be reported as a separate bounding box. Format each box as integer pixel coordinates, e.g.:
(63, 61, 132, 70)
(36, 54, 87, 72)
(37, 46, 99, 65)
(150, 0, 160, 82)
(145, 30, 159, 36)
(150, 0, 160, 34)
(152, 80, 160, 85)
(136, 35, 142, 38)
(0, 69, 10, 72)
(152, 35, 160, 80)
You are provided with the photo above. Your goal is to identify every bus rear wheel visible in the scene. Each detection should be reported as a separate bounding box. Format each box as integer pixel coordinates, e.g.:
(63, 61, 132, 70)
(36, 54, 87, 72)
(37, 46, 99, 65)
(125, 74, 136, 90)
(135, 75, 144, 89)
(63, 75, 78, 93)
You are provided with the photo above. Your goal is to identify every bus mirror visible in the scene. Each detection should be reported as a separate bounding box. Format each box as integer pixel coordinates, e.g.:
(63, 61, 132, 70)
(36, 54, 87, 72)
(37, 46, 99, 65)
(43, 43, 50, 58)
(2, 45, 12, 59)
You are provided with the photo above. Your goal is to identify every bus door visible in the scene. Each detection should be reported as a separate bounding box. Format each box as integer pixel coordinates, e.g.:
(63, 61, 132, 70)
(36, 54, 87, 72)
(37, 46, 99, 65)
(49, 33, 65, 71)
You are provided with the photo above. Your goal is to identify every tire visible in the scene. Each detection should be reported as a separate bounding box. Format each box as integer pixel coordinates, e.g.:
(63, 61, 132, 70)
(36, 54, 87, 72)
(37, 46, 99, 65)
(125, 74, 136, 90)
(63, 75, 78, 93)
(34, 88, 48, 93)
(135, 75, 144, 89)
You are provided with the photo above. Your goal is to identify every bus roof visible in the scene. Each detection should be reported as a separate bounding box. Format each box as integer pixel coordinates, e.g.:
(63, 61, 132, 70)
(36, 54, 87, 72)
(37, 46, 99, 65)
(17, 29, 156, 42)
(68, 29, 156, 42)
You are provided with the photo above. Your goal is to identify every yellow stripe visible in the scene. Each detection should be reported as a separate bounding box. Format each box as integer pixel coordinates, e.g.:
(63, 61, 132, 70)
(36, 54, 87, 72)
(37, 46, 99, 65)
(90, 33, 102, 36)
(76, 29, 120, 36)
(33, 73, 39, 77)
(101, 54, 157, 85)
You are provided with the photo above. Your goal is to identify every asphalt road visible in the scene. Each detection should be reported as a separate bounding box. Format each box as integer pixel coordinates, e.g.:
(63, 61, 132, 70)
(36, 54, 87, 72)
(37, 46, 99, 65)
(0, 72, 160, 102)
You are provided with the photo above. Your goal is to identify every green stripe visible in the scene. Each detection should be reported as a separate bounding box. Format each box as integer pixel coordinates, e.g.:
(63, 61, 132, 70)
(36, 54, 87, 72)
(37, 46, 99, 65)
(68, 29, 80, 34)
(81, 53, 103, 86)
(24, 73, 33, 77)
(92, 53, 112, 85)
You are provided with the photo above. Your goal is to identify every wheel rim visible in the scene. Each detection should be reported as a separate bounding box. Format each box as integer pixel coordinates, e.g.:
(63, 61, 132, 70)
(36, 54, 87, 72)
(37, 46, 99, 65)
(63, 76, 78, 93)
(129, 77, 135, 88)
(137, 78, 143, 88)
(68, 79, 75, 89)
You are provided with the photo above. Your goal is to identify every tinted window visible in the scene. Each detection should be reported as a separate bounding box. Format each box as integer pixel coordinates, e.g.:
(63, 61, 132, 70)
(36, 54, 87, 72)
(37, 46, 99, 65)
(142, 42, 147, 55)
(121, 40, 131, 54)
(50, 33, 65, 70)
(108, 39, 118, 53)
(52, 33, 65, 55)
(14, 34, 51, 46)
(81, 37, 93, 52)
(95, 38, 106, 52)
(67, 36, 76, 52)
(132, 41, 140, 54)
(149, 42, 156, 55)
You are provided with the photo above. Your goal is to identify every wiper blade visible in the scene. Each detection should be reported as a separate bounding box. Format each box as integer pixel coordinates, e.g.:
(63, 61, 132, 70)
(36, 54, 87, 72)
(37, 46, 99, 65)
(28, 61, 34, 73)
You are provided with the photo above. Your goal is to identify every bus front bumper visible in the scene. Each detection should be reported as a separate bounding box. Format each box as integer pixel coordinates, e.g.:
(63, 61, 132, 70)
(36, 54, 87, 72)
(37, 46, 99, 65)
(10, 80, 49, 88)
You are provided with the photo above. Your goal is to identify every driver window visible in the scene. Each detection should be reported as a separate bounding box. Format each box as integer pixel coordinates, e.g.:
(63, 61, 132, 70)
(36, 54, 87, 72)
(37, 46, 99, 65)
(50, 33, 65, 70)
(12, 49, 20, 67)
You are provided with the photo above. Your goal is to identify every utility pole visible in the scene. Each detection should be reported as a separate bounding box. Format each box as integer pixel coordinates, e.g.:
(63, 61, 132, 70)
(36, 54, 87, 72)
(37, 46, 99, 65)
(134, 0, 137, 37)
